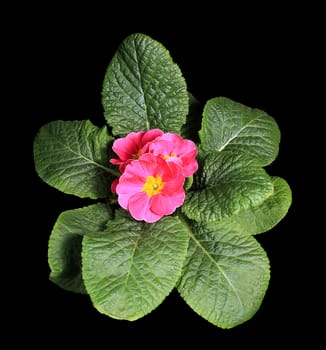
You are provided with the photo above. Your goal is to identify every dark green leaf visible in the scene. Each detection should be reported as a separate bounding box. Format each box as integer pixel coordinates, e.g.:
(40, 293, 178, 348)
(102, 33, 188, 135)
(182, 151, 273, 222)
(177, 217, 270, 328)
(181, 92, 203, 143)
(199, 97, 280, 165)
(48, 203, 112, 293)
(218, 176, 292, 235)
(34, 120, 115, 199)
(82, 210, 189, 320)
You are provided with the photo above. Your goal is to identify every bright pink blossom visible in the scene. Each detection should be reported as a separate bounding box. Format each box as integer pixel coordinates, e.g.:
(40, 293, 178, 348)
(116, 153, 185, 223)
(149, 133, 198, 177)
(110, 129, 163, 172)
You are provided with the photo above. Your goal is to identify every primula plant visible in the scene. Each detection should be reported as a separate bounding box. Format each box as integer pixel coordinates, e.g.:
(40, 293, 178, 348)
(33, 33, 292, 328)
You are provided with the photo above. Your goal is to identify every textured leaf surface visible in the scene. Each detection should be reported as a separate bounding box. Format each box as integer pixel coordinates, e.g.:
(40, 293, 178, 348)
(48, 203, 112, 293)
(182, 151, 273, 222)
(177, 218, 270, 328)
(34, 120, 114, 199)
(219, 177, 292, 235)
(199, 97, 280, 165)
(181, 92, 203, 143)
(82, 211, 189, 320)
(102, 33, 188, 136)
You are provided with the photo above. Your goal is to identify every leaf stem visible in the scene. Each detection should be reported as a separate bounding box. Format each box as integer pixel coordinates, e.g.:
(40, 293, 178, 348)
(177, 210, 195, 239)
(103, 167, 121, 178)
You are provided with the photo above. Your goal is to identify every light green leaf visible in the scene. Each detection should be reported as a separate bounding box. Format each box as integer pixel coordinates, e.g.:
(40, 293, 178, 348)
(33, 120, 115, 199)
(199, 97, 280, 166)
(82, 210, 189, 320)
(48, 203, 112, 293)
(102, 33, 188, 136)
(218, 176, 292, 235)
(182, 151, 273, 222)
(177, 217, 270, 328)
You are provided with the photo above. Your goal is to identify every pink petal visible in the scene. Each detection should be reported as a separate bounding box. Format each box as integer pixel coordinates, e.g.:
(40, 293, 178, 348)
(178, 139, 195, 154)
(112, 136, 140, 161)
(164, 156, 183, 170)
(182, 160, 198, 177)
(161, 162, 185, 191)
(141, 129, 164, 152)
(109, 158, 122, 165)
(135, 153, 162, 175)
(111, 179, 119, 193)
(128, 192, 162, 223)
(150, 189, 185, 216)
(116, 166, 145, 208)
(149, 133, 198, 177)
(117, 192, 130, 209)
(112, 130, 164, 162)
(149, 139, 174, 156)
(116, 169, 144, 192)
(116, 178, 143, 195)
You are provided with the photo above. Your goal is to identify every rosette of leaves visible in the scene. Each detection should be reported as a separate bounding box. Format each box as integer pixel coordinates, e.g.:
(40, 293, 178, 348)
(34, 33, 291, 328)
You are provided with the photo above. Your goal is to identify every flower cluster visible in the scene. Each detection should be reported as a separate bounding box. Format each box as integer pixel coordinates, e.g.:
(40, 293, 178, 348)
(110, 129, 198, 223)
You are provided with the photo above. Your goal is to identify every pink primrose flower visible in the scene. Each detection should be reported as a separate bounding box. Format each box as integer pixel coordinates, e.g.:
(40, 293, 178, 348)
(116, 153, 185, 223)
(149, 133, 198, 177)
(110, 129, 163, 173)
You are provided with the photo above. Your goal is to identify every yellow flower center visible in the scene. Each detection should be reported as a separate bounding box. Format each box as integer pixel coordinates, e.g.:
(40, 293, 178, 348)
(163, 151, 176, 160)
(142, 175, 165, 198)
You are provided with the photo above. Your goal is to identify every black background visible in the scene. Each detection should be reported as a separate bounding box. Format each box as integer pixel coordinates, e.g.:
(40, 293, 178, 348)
(10, 4, 318, 347)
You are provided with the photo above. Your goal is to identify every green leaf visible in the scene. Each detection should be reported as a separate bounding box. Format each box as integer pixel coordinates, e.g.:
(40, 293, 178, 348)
(34, 120, 115, 199)
(184, 175, 194, 191)
(181, 92, 203, 143)
(82, 210, 189, 320)
(199, 97, 280, 166)
(177, 217, 270, 328)
(182, 151, 273, 222)
(218, 176, 292, 235)
(48, 203, 112, 293)
(102, 33, 188, 136)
